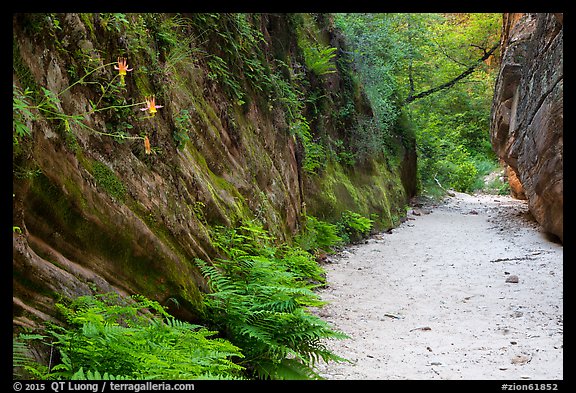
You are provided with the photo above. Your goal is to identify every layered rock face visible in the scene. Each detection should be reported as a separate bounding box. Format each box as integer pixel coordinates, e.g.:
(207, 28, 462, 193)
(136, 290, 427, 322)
(13, 13, 415, 329)
(490, 13, 563, 242)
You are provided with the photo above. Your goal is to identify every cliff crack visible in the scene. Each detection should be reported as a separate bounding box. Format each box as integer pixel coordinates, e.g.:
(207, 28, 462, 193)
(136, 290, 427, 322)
(526, 75, 563, 131)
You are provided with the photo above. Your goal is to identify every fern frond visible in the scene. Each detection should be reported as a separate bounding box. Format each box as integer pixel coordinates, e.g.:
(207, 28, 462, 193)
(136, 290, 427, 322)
(12, 338, 41, 379)
(13, 339, 31, 367)
(71, 367, 132, 380)
(255, 358, 322, 380)
(195, 259, 240, 293)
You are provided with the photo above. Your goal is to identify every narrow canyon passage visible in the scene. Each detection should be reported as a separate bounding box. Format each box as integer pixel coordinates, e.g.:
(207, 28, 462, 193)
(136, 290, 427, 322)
(313, 192, 563, 380)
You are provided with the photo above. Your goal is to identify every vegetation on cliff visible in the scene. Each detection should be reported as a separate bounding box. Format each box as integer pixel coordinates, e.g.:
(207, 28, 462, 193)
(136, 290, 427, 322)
(12, 12, 395, 380)
(13, 12, 503, 380)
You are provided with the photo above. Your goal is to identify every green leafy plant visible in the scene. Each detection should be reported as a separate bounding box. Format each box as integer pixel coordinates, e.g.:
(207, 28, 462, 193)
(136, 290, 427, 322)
(99, 13, 130, 33)
(484, 174, 511, 195)
(290, 118, 326, 174)
(335, 13, 501, 193)
(302, 45, 338, 76)
(333, 139, 356, 166)
(275, 245, 327, 285)
(16, 292, 245, 380)
(13, 84, 36, 146)
(173, 109, 192, 150)
(197, 221, 348, 379)
(337, 210, 374, 243)
(13, 59, 148, 149)
(296, 215, 343, 252)
(13, 336, 40, 379)
(207, 55, 245, 105)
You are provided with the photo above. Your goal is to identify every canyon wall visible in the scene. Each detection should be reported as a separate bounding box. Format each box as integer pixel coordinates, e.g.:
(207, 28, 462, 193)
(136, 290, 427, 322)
(490, 13, 563, 242)
(13, 13, 415, 329)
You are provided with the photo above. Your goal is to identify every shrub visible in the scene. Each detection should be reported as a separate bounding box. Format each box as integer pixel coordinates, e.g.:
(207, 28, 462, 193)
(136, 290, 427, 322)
(16, 293, 245, 380)
(336, 210, 373, 243)
(296, 215, 343, 252)
(13, 84, 35, 147)
(198, 221, 348, 379)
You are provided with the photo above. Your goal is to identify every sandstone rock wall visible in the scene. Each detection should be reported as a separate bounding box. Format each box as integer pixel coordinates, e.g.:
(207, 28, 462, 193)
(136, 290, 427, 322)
(490, 13, 563, 242)
(13, 13, 415, 329)
(13, 13, 302, 328)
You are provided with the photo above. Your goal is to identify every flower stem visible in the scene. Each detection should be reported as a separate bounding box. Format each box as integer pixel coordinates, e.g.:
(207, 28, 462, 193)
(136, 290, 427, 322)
(58, 61, 118, 97)
(90, 101, 147, 114)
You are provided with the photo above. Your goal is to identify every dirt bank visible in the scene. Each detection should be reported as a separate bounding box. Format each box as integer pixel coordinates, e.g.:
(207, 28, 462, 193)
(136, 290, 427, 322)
(314, 192, 563, 380)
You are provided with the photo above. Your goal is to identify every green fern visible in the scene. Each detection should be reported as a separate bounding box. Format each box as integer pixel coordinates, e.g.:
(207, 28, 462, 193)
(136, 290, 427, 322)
(196, 222, 349, 379)
(256, 358, 323, 380)
(13, 338, 34, 379)
(296, 215, 343, 252)
(71, 368, 131, 380)
(302, 45, 338, 76)
(13, 334, 52, 379)
(337, 210, 374, 243)
(19, 293, 245, 380)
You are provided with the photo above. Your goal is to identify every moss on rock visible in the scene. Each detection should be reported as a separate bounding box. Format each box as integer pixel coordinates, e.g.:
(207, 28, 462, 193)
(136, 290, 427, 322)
(13, 12, 416, 336)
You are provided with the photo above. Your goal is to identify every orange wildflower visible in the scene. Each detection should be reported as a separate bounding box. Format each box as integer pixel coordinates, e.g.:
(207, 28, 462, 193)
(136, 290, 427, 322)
(140, 96, 163, 117)
(144, 135, 151, 155)
(114, 57, 133, 85)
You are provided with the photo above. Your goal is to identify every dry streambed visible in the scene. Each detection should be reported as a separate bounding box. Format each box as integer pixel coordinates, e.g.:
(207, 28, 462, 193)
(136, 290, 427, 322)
(313, 192, 563, 380)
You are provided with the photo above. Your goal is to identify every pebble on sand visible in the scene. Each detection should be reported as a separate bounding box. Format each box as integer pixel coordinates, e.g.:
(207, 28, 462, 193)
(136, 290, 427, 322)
(506, 275, 519, 283)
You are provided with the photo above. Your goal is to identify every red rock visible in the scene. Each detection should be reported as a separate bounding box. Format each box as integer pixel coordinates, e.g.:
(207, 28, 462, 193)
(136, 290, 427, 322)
(506, 275, 519, 283)
(490, 13, 563, 242)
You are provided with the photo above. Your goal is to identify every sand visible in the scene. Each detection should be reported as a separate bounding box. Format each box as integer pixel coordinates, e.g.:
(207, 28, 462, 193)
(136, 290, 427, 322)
(313, 191, 563, 380)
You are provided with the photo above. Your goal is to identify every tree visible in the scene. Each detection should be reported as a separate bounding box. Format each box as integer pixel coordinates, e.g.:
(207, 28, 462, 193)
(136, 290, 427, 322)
(404, 41, 499, 104)
(404, 13, 501, 104)
(335, 13, 502, 193)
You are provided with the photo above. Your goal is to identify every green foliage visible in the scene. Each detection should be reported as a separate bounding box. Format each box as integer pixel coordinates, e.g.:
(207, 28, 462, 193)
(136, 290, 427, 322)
(294, 14, 337, 77)
(484, 173, 511, 195)
(155, 16, 203, 82)
(289, 114, 326, 174)
(198, 221, 348, 379)
(336, 210, 374, 243)
(275, 245, 327, 284)
(70, 368, 131, 380)
(333, 139, 356, 166)
(210, 220, 274, 260)
(99, 13, 130, 33)
(335, 13, 501, 193)
(413, 90, 497, 193)
(17, 293, 245, 380)
(334, 14, 405, 160)
(296, 215, 343, 252)
(496, 180, 511, 196)
(207, 55, 245, 105)
(302, 140, 327, 174)
(288, 117, 323, 176)
(13, 84, 35, 146)
(406, 14, 500, 193)
(189, 13, 273, 107)
(173, 109, 192, 150)
(209, 220, 325, 284)
(13, 337, 35, 378)
(13, 52, 147, 157)
(266, 58, 328, 174)
(302, 45, 338, 76)
(13, 334, 52, 379)
(437, 158, 478, 193)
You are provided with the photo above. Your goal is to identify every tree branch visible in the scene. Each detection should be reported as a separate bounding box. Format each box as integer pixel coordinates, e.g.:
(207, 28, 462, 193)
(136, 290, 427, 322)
(404, 41, 499, 105)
